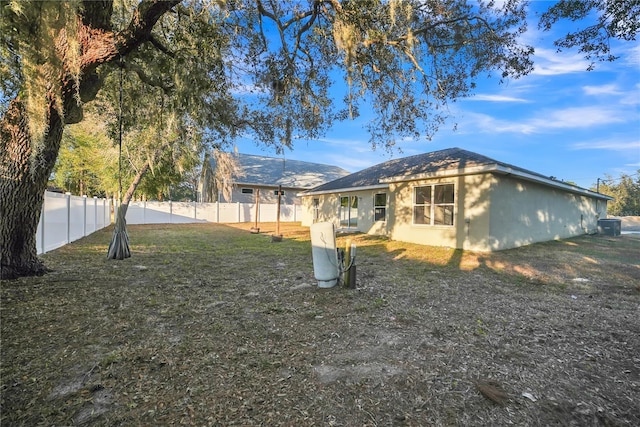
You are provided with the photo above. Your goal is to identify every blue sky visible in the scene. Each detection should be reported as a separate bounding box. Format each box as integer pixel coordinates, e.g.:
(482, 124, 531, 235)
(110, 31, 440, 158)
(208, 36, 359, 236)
(234, 2, 640, 191)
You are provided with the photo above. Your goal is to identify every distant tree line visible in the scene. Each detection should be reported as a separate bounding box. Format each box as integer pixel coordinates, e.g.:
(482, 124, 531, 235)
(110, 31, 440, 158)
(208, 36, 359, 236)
(596, 172, 640, 216)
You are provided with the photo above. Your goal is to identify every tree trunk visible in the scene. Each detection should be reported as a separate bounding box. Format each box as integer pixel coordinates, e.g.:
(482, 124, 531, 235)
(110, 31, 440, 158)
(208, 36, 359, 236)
(106, 160, 151, 260)
(1, 99, 65, 279)
(0, 0, 180, 279)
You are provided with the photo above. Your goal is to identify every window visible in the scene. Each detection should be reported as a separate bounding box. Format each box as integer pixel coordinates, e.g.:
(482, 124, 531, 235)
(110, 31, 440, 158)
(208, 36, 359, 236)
(274, 190, 285, 196)
(374, 193, 387, 222)
(313, 198, 320, 222)
(241, 188, 254, 194)
(339, 195, 358, 227)
(413, 186, 432, 225)
(413, 184, 454, 226)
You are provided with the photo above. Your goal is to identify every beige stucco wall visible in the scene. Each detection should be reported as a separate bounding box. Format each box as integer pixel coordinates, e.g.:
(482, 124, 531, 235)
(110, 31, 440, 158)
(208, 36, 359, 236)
(487, 175, 604, 250)
(388, 174, 494, 251)
(300, 189, 390, 236)
(302, 172, 607, 251)
(300, 193, 334, 226)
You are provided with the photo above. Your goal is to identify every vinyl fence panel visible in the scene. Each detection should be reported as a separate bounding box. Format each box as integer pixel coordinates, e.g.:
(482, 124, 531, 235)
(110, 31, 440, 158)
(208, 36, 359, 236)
(69, 196, 86, 241)
(171, 202, 204, 223)
(36, 193, 300, 254)
(37, 191, 112, 255)
(86, 197, 97, 234)
(124, 201, 302, 225)
(42, 192, 68, 253)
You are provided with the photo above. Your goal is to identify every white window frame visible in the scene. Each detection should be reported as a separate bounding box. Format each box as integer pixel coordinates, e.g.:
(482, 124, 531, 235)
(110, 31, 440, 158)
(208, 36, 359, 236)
(413, 183, 455, 226)
(374, 193, 387, 222)
(312, 198, 320, 222)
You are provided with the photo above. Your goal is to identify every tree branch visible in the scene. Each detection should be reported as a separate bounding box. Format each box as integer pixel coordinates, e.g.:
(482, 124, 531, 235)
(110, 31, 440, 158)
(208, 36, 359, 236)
(148, 34, 176, 58)
(79, 0, 180, 71)
(123, 61, 174, 94)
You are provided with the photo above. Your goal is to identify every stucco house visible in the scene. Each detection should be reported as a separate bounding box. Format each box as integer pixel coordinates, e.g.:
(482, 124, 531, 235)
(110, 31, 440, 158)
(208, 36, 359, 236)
(300, 147, 612, 251)
(208, 153, 350, 205)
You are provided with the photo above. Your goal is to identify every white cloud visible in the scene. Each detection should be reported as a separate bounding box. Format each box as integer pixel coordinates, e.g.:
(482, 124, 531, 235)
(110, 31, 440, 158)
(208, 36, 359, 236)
(620, 83, 640, 106)
(462, 105, 632, 135)
(323, 153, 378, 171)
(582, 84, 623, 96)
(462, 112, 537, 134)
(530, 106, 628, 129)
(571, 139, 640, 152)
(531, 47, 591, 76)
(316, 137, 371, 151)
(466, 94, 530, 103)
(622, 43, 640, 68)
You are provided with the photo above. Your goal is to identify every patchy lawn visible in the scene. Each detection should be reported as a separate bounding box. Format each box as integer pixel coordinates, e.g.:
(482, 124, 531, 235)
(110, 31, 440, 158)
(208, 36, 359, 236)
(1, 223, 639, 426)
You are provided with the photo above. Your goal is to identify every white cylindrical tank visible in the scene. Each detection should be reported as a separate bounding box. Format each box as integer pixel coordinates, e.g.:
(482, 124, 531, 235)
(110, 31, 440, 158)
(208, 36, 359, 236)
(310, 222, 339, 288)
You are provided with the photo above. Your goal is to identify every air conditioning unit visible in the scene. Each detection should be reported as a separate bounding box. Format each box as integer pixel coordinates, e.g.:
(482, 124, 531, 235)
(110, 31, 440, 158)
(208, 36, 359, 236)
(597, 219, 621, 236)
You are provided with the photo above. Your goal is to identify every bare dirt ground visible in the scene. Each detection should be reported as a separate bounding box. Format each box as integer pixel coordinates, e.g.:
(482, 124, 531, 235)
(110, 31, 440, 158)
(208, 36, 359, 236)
(1, 223, 639, 426)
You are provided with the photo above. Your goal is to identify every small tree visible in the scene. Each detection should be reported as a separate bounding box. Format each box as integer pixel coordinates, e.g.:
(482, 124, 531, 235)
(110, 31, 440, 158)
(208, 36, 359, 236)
(597, 172, 640, 216)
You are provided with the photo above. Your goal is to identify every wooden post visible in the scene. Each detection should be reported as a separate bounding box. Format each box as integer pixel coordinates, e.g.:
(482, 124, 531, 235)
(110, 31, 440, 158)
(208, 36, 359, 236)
(276, 185, 282, 235)
(344, 238, 352, 287)
(251, 188, 260, 233)
(272, 185, 283, 241)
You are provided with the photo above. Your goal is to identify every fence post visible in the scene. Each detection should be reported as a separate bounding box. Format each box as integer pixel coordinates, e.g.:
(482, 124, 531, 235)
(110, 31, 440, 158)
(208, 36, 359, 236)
(194, 200, 197, 220)
(170, 200, 173, 224)
(237, 202, 241, 223)
(83, 195, 87, 237)
(39, 193, 46, 254)
(93, 197, 98, 233)
(216, 200, 220, 223)
(66, 193, 71, 244)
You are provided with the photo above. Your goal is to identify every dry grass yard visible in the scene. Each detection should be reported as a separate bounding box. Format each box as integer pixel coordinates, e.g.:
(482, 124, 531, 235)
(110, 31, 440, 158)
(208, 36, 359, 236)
(1, 222, 639, 426)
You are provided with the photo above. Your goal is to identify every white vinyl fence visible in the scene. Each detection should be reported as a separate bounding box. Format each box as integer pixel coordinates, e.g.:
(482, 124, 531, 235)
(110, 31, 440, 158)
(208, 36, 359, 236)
(35, 196, 302, 255)
(126, 200, 303, 225)
(36, 191, 112, 254)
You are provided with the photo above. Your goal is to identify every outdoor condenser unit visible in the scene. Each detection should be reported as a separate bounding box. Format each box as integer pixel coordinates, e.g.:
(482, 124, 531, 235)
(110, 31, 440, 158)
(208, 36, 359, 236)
(597, 218, 621, 236)
(310, 222, 340, 288)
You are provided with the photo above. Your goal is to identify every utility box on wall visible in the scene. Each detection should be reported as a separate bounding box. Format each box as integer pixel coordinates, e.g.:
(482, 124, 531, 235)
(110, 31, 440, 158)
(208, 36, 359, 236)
(597, 219, 621, 236)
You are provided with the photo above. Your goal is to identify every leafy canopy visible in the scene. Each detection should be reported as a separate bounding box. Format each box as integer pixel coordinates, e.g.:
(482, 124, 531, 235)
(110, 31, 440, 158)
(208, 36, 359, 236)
(2, 0, 637, 173)
(1, 0, 538, 155)
(596, 172, 640, 216)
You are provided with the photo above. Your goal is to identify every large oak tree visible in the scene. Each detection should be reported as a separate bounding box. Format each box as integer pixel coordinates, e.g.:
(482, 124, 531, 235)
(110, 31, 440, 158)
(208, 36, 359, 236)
(1, 0, 635, 279)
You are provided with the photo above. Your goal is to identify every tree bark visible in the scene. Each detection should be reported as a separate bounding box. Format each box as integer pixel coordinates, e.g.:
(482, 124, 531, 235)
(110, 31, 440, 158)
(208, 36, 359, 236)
(1, 98, 65, 279)
(106, 159, 152, 260)
(0, 0, 180, 279)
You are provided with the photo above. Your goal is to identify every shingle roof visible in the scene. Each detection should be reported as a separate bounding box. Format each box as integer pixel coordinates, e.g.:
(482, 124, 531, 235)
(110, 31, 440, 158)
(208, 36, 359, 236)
(307, 147, 502, 192)
(211, 153, 350, 189)
(305, 147, 607, 199)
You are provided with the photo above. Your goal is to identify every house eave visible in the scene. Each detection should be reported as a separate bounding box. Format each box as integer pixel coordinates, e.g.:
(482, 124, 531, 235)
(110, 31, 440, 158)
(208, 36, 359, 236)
(491, 165, 613, 201)
(234, 181, 308, 190)
(299, 183, 389, 197)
